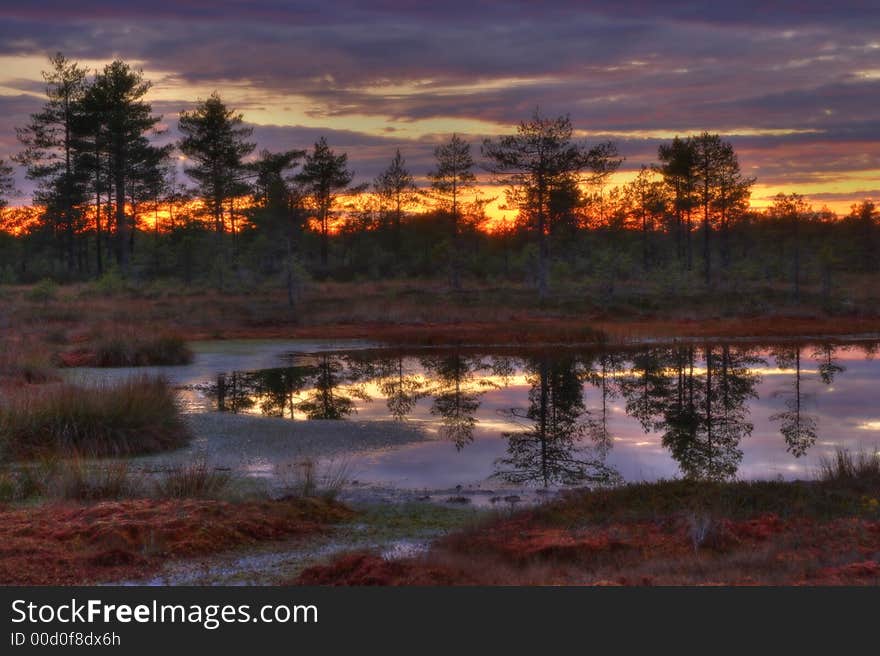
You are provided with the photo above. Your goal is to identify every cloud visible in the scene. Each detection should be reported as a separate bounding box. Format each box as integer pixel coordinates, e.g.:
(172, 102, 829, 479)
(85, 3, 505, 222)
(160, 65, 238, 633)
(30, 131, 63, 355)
(0, 1, 877, 209)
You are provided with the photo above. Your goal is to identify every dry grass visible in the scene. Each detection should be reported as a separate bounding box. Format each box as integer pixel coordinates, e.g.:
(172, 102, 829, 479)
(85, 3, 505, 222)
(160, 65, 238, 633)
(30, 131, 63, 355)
(0, 458, 245, 503)
(90, 331, 193, 367)
(0, 376, 190, 460)
(0, 458, 140, 501)
(48, 458, 140, 501)
(152, 460, 233, 499)
(819, 448, 880, 484)
(275, 457, 354, 500)
(0, 337, 57, 385)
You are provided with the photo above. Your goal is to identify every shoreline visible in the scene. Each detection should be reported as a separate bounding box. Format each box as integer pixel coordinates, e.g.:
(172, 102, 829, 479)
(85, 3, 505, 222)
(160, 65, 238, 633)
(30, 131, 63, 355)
(179, 318, 880, 346)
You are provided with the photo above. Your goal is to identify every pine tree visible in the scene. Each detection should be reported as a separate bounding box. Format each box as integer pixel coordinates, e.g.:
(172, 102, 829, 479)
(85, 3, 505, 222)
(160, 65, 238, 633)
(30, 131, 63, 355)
(86, 60, 165, 272)
(427, 134, 476, 290)
(296, 137, 355, 268)
(178, 92, 255, 237)
(15, 53, 89, 272)
(374, 149, 418, 255)
(483, 110, 620, 298)
(0, 158, 15, 209)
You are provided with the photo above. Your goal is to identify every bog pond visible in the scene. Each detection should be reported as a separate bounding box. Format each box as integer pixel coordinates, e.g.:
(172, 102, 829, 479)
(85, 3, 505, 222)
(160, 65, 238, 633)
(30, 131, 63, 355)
(68, 338, 880, 501)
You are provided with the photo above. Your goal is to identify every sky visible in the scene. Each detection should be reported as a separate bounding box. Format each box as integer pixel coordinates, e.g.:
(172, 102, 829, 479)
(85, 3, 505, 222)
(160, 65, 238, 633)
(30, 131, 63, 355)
(0, 0, 878, 215)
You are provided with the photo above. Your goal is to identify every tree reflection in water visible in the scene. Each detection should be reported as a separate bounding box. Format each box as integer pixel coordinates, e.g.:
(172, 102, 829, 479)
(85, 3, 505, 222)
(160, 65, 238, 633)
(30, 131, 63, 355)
(206, 353, 370, 420)
(419, 350, 498, 450)
(494, 355, 620, 487)
(373, 354, 427, 421)
(584, 352, 624, 455)
(658, 345, 762, 480)
(198, 340, 873, 484)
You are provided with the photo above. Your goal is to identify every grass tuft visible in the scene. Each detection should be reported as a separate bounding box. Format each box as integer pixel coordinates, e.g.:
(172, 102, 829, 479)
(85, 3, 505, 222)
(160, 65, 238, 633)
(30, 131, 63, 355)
(91, 332, 193, 367)
(819, 448, 880, 484)
(50, 458, 140, 501)
(0, 376, 190, 460)
(152, 460, 233, 499)
(276, 457, 353, 500)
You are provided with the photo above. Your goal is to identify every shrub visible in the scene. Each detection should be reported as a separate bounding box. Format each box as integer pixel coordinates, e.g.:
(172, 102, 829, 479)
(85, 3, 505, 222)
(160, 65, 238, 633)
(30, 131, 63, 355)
(0, 264, 17, 285)
(0, 376, 190, 460)
(0, 469, 17, 501)
(152, 460, 232, 499)
(92, 332, 193, 367)
(26, 278, 58, 302)
(92, 269, 127, 296)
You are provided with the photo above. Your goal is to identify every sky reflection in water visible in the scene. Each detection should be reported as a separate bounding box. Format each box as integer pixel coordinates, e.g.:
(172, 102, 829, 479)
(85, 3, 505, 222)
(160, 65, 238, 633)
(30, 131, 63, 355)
(196, 341, 880, 489)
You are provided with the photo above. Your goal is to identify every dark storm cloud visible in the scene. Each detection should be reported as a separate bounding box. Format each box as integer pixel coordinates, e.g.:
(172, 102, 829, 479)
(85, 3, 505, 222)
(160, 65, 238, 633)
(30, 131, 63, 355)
(0, 1, 878, 206)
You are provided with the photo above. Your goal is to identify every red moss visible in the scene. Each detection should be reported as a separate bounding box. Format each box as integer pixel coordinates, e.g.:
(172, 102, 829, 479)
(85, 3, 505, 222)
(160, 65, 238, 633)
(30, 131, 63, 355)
(726, 514, 785, 541)
(295, 514, 880, 586)
(56, 348, 97, 367)
(817, 560, 880, 582)
(0, 498, 351, 585)
(442, 516, 684, 565)
(295, 552, 478, 586)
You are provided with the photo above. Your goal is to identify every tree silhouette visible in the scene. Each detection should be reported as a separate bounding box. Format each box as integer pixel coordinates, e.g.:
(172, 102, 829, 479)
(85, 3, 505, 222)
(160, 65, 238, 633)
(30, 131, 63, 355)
(15, 53, 89, 273)
(86, 60, 166, 272)
(375, 354, 426, 421)
(657, 136, 697, 269)
(374, 149, 418, 256)
(249, 149, 306, 305)
(623, 166, 667, 271)
(847, 200, 879, 273)
(212, 371, 258, 414)
(483, 110, 620, 298)
(0, 159, 15, 209)
(769, 193, 812, 301)
(246, 366, 314, 418)
(297, 137, 356, 269)
(179, 92, 254, 284)
(584, 351, 624, 454)
(426, 134, 476, 291)
(812, 343, 846, 385)
(689, 133, 752, 285)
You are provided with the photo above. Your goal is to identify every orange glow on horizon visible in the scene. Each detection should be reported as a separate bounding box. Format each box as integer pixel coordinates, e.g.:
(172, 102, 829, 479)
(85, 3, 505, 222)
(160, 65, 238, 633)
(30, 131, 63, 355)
(1, 182, 872, 238)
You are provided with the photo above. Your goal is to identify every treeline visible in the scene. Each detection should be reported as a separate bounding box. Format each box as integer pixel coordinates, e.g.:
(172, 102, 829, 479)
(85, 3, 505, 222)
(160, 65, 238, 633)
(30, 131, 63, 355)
(0, 54, 878, 303)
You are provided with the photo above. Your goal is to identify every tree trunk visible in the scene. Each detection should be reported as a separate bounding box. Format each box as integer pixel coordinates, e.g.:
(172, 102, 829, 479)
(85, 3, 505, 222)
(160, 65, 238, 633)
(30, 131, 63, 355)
(793, 215, 800, 302)
(95, 189, 103, 276)
(286, 233, 296, 308)
(114, 151, 129, 273)
(320, 202, 329, 268)
(703, 191, 711, 285)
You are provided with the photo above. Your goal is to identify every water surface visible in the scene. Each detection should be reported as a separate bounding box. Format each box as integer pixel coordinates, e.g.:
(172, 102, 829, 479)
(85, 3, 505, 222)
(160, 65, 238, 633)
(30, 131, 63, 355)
(159, 338, 880, 490)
